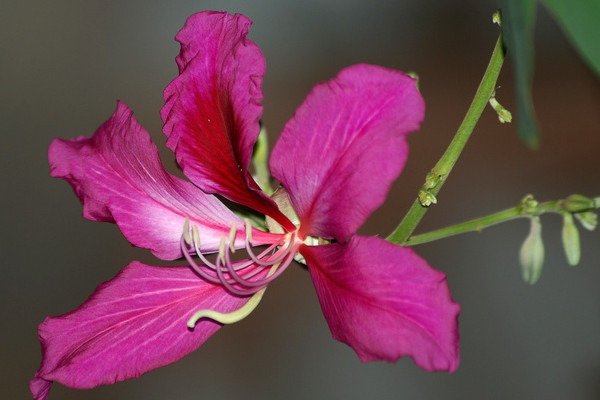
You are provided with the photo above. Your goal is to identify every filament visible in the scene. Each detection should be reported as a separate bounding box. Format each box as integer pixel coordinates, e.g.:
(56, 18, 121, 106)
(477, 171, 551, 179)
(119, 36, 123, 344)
(180, 218, 298, 296)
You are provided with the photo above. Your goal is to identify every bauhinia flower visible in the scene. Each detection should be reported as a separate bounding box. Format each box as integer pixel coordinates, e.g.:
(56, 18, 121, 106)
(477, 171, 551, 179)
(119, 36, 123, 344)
(31, 11, 460, 400)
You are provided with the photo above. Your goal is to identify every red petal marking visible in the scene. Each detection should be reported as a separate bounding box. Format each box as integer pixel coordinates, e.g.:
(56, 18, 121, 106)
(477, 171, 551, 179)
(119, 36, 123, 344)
(161, 11, 293, 230)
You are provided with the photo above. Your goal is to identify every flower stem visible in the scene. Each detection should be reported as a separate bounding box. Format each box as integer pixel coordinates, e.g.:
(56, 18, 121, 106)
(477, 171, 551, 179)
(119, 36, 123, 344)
(402, 194, 599, 246)
(387, 34, 505, 244)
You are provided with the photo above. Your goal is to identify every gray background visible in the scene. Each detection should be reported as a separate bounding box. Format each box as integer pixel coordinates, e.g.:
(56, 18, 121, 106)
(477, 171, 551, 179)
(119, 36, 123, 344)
(3, 1, 600, 399)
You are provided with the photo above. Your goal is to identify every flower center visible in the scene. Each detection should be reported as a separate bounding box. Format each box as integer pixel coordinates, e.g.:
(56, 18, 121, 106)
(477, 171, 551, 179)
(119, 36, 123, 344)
(180, 218, 301, 327)
(264, 186, 331, 264)
(181, 219, 299, 297)
(179, 187, 329, 327)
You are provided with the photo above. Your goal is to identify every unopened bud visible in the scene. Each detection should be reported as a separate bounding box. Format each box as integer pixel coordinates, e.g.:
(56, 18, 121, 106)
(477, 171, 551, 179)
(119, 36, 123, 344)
(520, 216, 544, 284)
(563, 194, 595, 213)
(574, 211, 598, 231)
(561, 213, 581, 266)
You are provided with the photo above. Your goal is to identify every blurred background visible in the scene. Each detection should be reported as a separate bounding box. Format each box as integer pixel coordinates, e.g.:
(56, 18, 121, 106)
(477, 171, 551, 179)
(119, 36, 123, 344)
(2, 1, 599, 399)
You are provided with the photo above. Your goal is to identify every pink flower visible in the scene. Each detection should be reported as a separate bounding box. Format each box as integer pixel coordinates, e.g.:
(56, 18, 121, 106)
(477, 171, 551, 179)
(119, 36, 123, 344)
(31, 11, 460, 400)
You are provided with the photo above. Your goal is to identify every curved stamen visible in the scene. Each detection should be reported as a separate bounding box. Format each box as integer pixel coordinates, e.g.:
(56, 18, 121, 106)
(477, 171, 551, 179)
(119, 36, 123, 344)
(181, 217, 305, 327)
(181, 236, 220, 284)
(243, 219, 289, 266)
(235, 245, 298, 288)
(214, 240, 259, 296)
(221, 248, 269, 292)
(181, 218, 299, 296)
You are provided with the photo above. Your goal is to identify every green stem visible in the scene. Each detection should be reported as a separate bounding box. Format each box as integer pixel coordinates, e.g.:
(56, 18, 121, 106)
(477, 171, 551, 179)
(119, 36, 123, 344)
(387, 35, 505, 244)
(403, 207, 522, 246)
(403, 195, 599, 246)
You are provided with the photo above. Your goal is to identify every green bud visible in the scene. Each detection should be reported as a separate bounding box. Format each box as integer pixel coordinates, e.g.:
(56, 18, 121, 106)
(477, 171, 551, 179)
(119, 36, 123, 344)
(561, 213, 581, 266)
(520, 216, 544, 284)
(563, 194, 595, 213)
(574, 211, 598, 231)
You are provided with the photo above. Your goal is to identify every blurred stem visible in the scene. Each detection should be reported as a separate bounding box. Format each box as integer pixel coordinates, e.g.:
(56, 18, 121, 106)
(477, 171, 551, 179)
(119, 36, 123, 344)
(252, 125, 273, 196)
(387, 34, 505, 244)
(402, 194, 599, 246)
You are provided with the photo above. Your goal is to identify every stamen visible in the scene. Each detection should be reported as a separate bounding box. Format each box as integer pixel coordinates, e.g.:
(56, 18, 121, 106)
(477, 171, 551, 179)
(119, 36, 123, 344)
(245, 238, 287, 266)
(181, 219, 299, 296)
(214, 250, 254, 296)
(180, 236, 220, 284)
(228, 223, 237, 253)
(221, 250, 270, 293)
(182, 218, 192, 246)
(187, 287, 267, 328)
(244, 219, 253, 243)
(190, 226, 221, 271)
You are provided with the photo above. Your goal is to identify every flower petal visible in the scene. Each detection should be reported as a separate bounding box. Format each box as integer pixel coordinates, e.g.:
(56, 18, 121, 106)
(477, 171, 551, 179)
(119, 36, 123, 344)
(161, 11, 293, 231)
(301, 236, 460, 371)
(270, 64, 424, 241)
(49, 101, 244, 260)
(30, 261, 252, 400)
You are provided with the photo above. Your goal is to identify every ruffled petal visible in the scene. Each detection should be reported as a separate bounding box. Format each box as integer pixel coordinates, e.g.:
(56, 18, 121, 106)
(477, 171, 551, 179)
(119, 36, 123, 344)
(270, 64, 424, 241)
(301, 236, 460, 371)
(49, 101, 243, 260)
(30, 261, 252, 400)
(161, 11, 293, 231)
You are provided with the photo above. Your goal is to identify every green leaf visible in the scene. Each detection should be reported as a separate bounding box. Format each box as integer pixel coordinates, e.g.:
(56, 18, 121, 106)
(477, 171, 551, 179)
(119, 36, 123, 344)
(500, 0, 540, 149)
(541, 0, 600, 78)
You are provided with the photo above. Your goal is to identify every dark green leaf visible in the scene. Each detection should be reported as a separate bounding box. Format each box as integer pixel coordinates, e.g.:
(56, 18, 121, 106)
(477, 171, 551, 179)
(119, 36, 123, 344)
(500, 0, 539, 149)
(541, 0, 600, 78)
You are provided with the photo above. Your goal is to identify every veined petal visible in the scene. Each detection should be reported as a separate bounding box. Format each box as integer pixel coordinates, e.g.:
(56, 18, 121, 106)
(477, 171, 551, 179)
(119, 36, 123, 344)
(49, 101, 242, 260)
(161, 11, 293, 231)
(301, 236, 460, 371)
(270, 64, 424, 241)
(30, 261, 252, 400)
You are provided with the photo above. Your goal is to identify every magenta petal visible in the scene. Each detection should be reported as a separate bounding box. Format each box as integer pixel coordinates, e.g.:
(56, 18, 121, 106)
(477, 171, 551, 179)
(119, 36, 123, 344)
(161, 11, 292, 230)
(270, 64, 424, 241)
(49, 101, 242, 260)
(301, 236, 460, 371)
(30, 261, 251, 400)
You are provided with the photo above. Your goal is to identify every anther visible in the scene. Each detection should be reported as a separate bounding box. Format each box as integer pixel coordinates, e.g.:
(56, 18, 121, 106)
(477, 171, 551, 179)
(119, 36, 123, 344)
(182, 218, 192, 246)
(244, 219, 254, 243)
(228, 223, 237, 253)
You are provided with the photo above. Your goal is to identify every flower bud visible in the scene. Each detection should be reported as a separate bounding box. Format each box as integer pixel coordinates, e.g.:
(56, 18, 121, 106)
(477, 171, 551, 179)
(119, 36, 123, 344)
(519, 216, 544, 284)
(563, 194, 595, 213)
(561, 213, 581, 266)
(574, 211, 598, 231)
